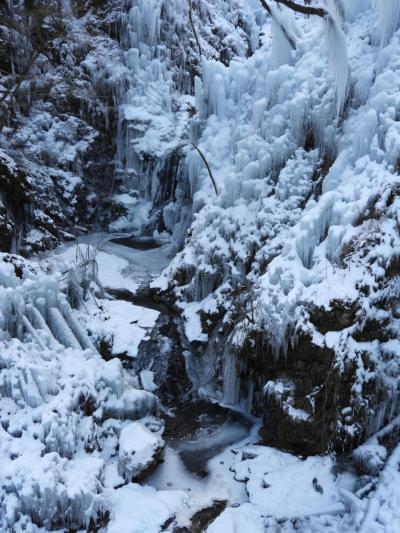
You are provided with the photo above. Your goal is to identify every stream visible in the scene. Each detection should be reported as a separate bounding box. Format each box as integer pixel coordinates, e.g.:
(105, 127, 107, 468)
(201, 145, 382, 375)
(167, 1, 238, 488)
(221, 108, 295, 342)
(40, 232, 260, 528)
(99, 233, 259, 525)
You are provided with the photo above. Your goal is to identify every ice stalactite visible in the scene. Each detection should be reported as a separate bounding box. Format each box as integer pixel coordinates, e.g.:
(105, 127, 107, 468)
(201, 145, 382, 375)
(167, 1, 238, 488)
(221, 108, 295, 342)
(115, 0, 165, 187)
(325, 0, 345, 22)
(343, 0, 371, 21)
(269, 2, 297, 68)
(325, 12, 349, 114)
(222, 349, 240, 405)
(0, 267, 98, 354)
(375, 0, 400, 46)
(271, 13, 294, 68)
(60, 0, 73, 17)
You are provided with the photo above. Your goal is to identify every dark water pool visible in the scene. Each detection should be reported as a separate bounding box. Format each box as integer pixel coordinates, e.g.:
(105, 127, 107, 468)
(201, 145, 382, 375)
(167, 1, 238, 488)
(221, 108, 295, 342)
(164, 400, 252, 477)
(110, 236, 162, 250)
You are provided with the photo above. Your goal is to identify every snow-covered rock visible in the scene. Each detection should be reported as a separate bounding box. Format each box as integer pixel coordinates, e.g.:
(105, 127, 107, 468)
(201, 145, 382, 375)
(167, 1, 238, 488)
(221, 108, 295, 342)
(160, 0, 400, 455)
(118, 422, 165, 481)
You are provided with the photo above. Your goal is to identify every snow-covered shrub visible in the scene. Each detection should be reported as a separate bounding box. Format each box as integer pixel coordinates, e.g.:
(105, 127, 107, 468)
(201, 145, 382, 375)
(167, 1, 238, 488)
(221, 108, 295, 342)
(64, 244, 104, 307)
(353, 443, 388, 474)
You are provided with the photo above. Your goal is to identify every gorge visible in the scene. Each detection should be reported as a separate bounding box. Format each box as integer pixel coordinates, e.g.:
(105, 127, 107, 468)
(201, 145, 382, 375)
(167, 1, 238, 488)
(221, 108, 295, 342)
(0, 1, 400, 532)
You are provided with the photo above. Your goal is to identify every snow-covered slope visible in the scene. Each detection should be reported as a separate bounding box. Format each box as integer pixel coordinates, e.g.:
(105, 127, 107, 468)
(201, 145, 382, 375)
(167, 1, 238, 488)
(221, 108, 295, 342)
(0, 251, 176, 531)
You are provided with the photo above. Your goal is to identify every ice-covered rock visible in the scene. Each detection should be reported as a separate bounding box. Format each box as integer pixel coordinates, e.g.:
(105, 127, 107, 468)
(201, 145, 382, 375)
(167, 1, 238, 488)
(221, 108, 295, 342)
(161, 0, 400, 454)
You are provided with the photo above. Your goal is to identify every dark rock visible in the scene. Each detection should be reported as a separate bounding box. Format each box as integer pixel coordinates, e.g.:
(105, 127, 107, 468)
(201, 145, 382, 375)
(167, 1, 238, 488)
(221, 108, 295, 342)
(259, 334, 354, 455)
(308, 299, 358, 334)
(173, 500, 227, 533)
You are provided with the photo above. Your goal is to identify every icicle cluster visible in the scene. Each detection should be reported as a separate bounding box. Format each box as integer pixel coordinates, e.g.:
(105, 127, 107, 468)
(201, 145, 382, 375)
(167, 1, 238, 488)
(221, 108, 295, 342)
(163, 2, 400, 433)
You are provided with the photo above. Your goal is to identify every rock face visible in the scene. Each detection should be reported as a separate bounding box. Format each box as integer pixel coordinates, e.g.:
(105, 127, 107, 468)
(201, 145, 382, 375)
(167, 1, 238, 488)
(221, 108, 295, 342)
(0, 0, 123, 254)
(0, 0, 258, 252)
(0, 150, 30, 252)
(157, 2, 400, 457)
(259, 335, 344, 456)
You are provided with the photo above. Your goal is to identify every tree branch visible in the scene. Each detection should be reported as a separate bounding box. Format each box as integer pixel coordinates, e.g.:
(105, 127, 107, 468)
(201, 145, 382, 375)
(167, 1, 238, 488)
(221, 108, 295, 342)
(273, 0, 327, 18)
(259, 0, 297, 49)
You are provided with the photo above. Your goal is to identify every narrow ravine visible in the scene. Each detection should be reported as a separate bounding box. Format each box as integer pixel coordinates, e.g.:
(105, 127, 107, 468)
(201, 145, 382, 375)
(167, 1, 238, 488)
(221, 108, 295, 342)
(2, 2, 400, 532)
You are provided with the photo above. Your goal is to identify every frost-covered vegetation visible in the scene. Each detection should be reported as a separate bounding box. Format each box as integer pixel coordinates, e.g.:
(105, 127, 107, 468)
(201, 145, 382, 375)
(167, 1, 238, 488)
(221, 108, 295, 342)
(0, 250, 175, 531)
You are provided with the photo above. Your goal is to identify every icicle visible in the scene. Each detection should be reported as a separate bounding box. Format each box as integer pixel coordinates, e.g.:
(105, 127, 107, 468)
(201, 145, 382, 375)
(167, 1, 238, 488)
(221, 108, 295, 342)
(60, 0, 73, 17)
(59, 300, 96, 352)
(48, 307, 81, 349)
(25, 303, 59, 349)
(343, 0, 371, 21)
(223, 350, 240, 405)
(271, 16, 293, 68)
(325, 13, 349, 114)
(374, 0, 400, 46)
(324, 0, 345, 22)
(269, 3, 296, 67)
(21, 315, 46, 351)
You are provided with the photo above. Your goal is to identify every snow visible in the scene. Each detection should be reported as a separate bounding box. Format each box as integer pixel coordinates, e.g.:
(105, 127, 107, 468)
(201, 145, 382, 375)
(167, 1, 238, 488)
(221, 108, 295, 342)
(251, 455, 343, 519)
(87, 299, 159, 358)
(2, 1, 400, 531)
(0, 239, 166, 530)
(206, 503, 264, 533)
(182, 301, 209, 343)
(140, 369, 158, 392)
(106, 483, 188, 533)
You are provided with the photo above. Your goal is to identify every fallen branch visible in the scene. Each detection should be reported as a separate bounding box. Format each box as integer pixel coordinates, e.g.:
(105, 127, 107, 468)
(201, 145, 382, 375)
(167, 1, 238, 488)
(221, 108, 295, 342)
(357, 415, 400, 449)
(358, 442, 400, 533)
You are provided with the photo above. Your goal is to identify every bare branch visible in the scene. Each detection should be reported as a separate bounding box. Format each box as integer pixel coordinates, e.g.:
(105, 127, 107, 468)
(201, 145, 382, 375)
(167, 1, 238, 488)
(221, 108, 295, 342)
(273, 0, 327, 18)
